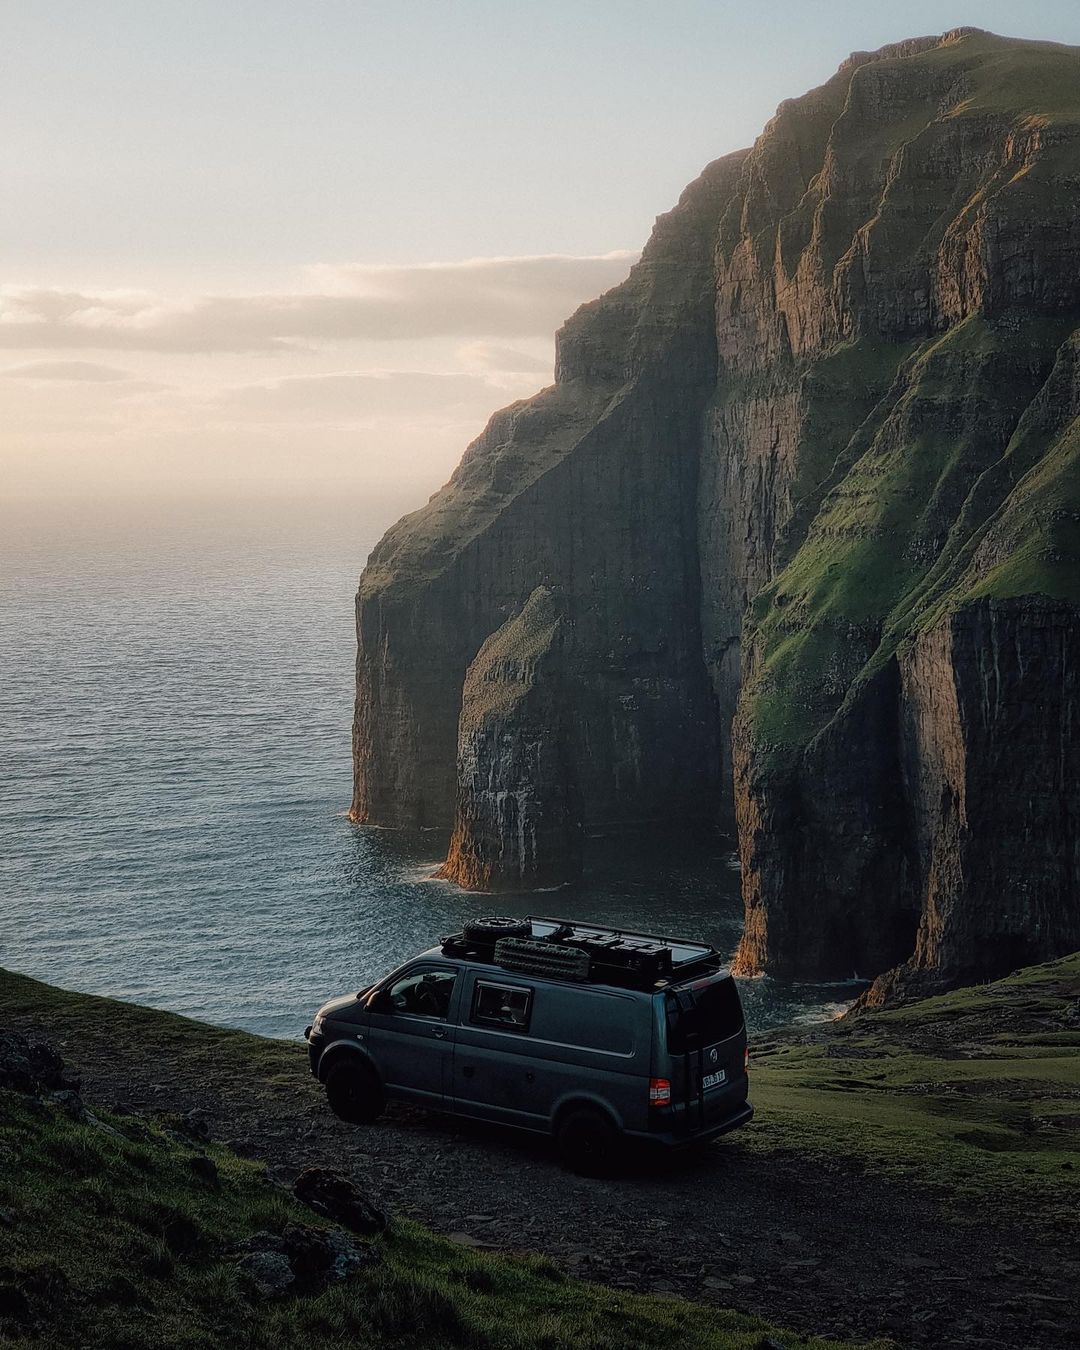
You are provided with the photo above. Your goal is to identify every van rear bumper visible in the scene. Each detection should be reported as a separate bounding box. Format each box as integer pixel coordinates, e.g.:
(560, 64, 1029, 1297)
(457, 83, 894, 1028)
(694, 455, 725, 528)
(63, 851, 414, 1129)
(633, 1099, 753, 1149)
(631, 1096, 750, 1150)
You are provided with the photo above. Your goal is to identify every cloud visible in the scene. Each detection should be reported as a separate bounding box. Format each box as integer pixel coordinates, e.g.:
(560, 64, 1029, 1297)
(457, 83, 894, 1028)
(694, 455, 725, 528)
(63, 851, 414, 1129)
(0, 253, 637, 355)
(0, 359, 133, 382)
(457, 341, 553, 375)
(205, 369, 514, 424)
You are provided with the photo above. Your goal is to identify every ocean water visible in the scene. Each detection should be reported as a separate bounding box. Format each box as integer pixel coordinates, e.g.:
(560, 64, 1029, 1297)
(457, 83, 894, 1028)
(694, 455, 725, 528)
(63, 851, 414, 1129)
(0, 500, 859, 1039)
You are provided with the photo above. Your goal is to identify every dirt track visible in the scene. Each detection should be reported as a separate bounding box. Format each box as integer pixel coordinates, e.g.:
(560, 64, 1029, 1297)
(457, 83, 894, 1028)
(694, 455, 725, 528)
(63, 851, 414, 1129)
(12, 1004, 1077, 1350)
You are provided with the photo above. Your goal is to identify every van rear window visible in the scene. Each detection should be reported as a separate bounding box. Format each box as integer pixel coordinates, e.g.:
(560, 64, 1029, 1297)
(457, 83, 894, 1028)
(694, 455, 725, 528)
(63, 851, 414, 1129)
(664, 977, 743, 1052)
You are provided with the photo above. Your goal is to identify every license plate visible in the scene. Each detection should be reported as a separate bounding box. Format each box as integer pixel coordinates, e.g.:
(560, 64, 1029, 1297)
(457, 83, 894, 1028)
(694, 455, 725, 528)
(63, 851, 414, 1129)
(702, 1069, 726, 1090)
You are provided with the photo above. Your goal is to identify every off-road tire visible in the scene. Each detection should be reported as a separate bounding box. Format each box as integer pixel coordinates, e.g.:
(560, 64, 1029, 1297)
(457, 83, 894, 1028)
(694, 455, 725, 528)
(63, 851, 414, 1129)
(556, 1106, 620, 1177)
(462, 917, 531, 943)
(325, 1060, 384, 1125)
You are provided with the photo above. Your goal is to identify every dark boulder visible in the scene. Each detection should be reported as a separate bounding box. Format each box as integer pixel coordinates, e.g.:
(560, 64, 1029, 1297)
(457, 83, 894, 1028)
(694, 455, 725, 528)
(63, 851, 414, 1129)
(188, 1154, 220, 1188)
(162, 1214, 205, 1256)
(232, 1222, 376, 1297)
(177, 1108, 211, 1141)
(292, 1168, 387, 1236)
(0, 1262, 69, 1329)
(49, 1089, 87, 1123)
(235, 1250, 294, 1298)
(0, 1034, 80, 1097)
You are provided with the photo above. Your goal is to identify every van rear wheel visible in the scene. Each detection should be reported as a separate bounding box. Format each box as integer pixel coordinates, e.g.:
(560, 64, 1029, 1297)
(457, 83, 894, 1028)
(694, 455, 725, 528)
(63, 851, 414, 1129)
(556, 1107, 619, 1177)
(325, 1061, 384, 1125)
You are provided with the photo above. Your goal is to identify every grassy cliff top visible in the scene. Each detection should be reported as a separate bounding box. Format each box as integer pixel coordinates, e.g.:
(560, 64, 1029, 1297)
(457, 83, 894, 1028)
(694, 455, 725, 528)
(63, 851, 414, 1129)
(457, 586, 563, 740)
(927, 29, 1080, 122)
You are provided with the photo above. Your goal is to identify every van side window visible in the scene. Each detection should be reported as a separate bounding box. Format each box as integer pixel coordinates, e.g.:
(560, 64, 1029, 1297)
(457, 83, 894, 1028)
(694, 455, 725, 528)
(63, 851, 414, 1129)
(386, 969, 456, 1019)
(471, 981, 532, 1032)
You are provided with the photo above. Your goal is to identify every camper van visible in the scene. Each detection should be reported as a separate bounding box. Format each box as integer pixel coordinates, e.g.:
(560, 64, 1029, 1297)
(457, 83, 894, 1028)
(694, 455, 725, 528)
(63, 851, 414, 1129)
(306, 917, 752, 1174)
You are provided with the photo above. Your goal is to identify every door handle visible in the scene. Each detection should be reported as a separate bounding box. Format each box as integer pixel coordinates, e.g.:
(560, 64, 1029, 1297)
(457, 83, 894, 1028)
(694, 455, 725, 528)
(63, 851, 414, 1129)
(432, 1028, 448, 1039)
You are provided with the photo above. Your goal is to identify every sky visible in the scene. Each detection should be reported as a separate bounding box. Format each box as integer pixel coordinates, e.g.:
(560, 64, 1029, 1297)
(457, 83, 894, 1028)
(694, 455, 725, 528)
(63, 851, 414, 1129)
(5, 1, 1080, 512)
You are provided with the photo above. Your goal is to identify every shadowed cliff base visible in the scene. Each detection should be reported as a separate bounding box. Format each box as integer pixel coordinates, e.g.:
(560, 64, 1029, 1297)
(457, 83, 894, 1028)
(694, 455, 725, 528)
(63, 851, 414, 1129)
(353, 28, 1080, 1002)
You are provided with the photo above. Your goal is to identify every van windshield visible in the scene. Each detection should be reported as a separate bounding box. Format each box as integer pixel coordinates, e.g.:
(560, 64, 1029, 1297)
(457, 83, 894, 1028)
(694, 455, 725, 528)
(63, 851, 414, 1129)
(664, 977, 743, 1052)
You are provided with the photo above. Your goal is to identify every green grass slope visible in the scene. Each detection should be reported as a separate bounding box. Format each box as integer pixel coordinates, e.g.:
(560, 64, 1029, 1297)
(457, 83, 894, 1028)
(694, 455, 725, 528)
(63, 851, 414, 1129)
(745, 313, 1080, 752)
(0, 970, 880, 1350)
(2, 953, 1077, 1260)
(3, 1092, 868, 1350)
(749, 952, 1080, 1232)
(2, 1089, 863, 1350)
(739, 32, 1080, 755)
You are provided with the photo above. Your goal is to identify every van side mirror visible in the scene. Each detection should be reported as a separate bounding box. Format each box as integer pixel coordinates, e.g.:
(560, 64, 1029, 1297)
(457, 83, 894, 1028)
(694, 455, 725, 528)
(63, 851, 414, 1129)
(369, 989, 393, 1013)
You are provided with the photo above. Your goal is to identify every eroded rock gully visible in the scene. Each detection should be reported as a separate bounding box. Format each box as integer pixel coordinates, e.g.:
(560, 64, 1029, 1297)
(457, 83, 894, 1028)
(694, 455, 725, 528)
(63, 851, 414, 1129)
(352, 29, 1080, 999)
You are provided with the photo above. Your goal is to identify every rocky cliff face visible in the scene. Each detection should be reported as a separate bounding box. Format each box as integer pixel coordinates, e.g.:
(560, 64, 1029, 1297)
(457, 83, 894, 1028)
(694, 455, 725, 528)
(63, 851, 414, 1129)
(354, 28, 1080, 998)
(352, 150, 742, 835)
(436, 587, 583, 890)
(867, 598, 1080, 1002)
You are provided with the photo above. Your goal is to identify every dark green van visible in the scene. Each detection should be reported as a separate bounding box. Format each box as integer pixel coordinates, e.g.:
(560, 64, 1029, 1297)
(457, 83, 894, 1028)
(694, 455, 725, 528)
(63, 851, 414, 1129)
(306, 917, 752, 1174)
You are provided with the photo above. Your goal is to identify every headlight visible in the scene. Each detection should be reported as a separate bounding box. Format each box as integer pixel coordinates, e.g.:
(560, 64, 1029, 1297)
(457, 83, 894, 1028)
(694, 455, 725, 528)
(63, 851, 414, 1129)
(311, 1014, 326, 1036)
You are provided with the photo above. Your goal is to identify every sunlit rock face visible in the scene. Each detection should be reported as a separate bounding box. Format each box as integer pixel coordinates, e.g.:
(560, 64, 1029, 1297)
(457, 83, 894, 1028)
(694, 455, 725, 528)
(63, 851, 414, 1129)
(354, 29, 1080, 999)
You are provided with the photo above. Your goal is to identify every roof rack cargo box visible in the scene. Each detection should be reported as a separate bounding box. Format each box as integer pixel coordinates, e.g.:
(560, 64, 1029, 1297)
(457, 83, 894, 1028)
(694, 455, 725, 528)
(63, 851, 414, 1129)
(441, 915, 724, 990)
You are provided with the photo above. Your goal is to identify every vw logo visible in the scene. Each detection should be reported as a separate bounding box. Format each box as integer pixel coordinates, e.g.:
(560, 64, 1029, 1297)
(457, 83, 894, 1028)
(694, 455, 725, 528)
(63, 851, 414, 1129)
(709, 1048, 718, 1064)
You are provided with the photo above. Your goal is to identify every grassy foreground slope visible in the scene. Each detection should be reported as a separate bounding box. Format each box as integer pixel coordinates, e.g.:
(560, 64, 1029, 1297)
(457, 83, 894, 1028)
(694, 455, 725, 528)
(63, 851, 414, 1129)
(0, 971, 877, 1350)
(1, 954, 1077, 1346)
(0, 1096, 858, 1350)
(750, 953, 1080, 1230)
(2, 956, 1077, 1231)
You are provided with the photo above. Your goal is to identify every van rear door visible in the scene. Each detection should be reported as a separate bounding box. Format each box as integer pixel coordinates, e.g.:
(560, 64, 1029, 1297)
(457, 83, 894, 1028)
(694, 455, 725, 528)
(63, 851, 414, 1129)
(663, 975, 746, 1129)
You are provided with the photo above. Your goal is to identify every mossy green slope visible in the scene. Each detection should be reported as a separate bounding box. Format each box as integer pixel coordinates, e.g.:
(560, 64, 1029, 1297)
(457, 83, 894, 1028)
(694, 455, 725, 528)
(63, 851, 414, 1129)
(3, 955, 1077, 1242)
(734, 31, 1080, 756)
(2, 956, 1077, 1343)
(749, 952, 1080, 1231)
(744, 312, 1080, 752)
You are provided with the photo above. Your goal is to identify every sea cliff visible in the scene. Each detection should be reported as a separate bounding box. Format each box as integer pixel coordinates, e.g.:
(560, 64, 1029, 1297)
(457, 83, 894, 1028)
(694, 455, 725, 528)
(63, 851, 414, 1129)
(353, 29, 1080, 997)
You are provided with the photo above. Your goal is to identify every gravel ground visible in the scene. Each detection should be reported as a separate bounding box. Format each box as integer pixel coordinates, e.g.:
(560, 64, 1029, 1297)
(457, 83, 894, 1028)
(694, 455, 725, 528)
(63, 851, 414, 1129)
(15, 1008, 1077, 1350)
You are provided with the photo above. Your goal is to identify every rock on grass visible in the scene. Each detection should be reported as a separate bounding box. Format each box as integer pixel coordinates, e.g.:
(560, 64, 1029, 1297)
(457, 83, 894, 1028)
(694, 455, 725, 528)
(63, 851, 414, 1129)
(292, 1168, 386, 1236)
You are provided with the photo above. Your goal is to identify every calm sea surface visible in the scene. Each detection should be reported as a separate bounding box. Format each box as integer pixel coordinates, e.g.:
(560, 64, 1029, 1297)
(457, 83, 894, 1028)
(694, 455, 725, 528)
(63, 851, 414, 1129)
(0, 500, 859, 1039)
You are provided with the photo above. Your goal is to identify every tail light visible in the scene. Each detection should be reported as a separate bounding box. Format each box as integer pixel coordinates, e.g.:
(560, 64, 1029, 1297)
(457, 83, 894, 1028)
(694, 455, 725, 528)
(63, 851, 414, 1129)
(649, 1077, 671, 1108)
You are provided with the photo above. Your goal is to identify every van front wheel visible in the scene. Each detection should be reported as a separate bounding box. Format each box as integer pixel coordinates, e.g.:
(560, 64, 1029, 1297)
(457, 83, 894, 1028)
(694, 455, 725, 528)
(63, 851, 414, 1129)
(556, 1107, 619, 1177)
(325, 1061, 384, 1125)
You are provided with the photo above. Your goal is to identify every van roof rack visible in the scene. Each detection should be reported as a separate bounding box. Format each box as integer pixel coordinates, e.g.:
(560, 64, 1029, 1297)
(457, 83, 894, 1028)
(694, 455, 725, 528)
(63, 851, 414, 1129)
(440, 915, 725, 991)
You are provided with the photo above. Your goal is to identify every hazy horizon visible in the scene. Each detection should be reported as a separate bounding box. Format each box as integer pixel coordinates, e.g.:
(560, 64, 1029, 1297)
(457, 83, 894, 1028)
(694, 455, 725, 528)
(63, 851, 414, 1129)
(6, 1, 1080, 512)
